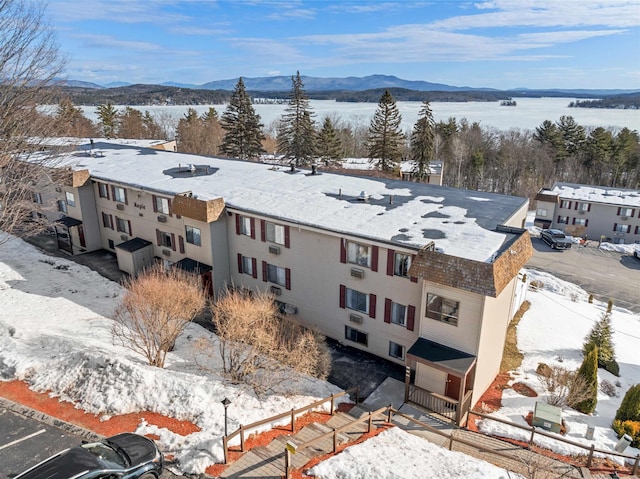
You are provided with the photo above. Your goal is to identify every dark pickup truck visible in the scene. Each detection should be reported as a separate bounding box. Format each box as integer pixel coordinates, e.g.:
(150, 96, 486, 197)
(540, 229, 573, 250)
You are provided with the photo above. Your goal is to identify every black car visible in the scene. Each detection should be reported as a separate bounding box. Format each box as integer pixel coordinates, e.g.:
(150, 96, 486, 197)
(540, 229, 572, 250)
(14, 433, 163, 479)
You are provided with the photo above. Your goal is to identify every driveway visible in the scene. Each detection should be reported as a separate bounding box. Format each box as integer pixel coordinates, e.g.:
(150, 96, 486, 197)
(527, 236, 640, 313)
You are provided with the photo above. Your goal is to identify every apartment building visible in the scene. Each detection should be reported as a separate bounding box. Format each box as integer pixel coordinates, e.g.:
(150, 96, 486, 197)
(534, 182, 640, 244)
(32, 139, 532, 425)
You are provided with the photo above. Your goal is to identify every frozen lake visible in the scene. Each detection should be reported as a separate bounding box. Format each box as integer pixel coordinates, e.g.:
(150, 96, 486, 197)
(79, 97, 640, 133)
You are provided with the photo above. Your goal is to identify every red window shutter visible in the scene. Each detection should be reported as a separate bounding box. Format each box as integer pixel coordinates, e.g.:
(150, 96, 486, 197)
(384, 299, 391, 323)
(407, 305, 416, 331)
(572, 218, 576, 225)
(111, 185, 116, 201)
(371, 246, 379, 272)
(178, 236, 185, 253)
(631, 209, 635, 218)
(252, 258, 257, 279)
(585, 219, 589, 227)
(339, 285, 346, 309)
(250, 218, 256, 239)
(627, 225, 632, 233)
(574, 202, 578, 210)
(635, 226, 639, 234)
(102, 212, 106, 226)
(109, 214, 113, 229)
(127, 220, 132, 236)
(124, 189, 128, 205)
(557, 215, 561, 222)
(284, 226, 290, 248)
(156, 229, 162, 246)
(613, 223, 617, 232)
(587, 203, 591, 212)
(617, 207, 621, 215)
(168, 198, 172, 216)
(237, 253, 243, 273)
(340, 239, 346, 263)
(285, 268, 291, 290)
(235, 214, 240, 235)
(260, 220, 266, 242)
(152, 195, 158, 212)
(386, 249, 394, 276)
(262, 261, 267, 282)
(171, 233, 176, 251)
(369, 294, 376, 319)
(410, 276, 418, 283)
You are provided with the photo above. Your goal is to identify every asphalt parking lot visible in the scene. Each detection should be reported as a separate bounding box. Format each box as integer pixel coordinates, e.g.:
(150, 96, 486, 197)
(527, 236, 640, 313)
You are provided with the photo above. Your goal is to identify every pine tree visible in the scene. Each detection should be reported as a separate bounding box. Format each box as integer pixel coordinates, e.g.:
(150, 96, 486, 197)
(410, 101, 436, 181)
(616, 384, 640, 421)
(96, 102, 119, 138)
(117, 106, 145, 138)
(316, 117, 342, 166)
(277, 71, 316, 166)
(583, 311, 616, 368)
(367, 89, 404, 172)
(55, 99, 96, 137)
(574, 346, 599, 414)
(221, 78, 265, 160)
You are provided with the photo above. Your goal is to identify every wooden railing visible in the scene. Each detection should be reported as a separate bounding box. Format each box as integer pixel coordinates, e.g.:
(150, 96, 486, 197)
(407, 384, 461, 423)
(222, 386, 359, 464)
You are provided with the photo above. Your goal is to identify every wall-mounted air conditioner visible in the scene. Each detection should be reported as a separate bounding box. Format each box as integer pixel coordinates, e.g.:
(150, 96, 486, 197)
(284, 303, 297, 315)
(270, 285, 282, 296)
(116, 204, 125, 211)
(578, 210, 585, 214)
(268, 245, 281, 255)
(162, 249, 171, 256)
(120, 235, 128, 241)
(621, 216, 628, 221)
(350, 268, 364, 279)
(349, 313, 363, 324)
(157, 215, 167, 223)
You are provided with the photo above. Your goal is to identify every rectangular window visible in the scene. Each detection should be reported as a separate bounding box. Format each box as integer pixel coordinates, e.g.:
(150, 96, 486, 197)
(620, 207, 633, 217)
(560, 200, 571, 209)
(574, 218, 587, 226)
(390, 302, 406, 326)
(185, 225, 201, 246)
(536, 208, 548, 216)
(389, 341, 404, 360)
(576, 202, 589, 211)
(241, 216, 252, 236)
(615, 223, 630, 233)
(57, 200, 67, 213)
(65, 191, 75, 207)
(160, 231, 172, 248)
(102, 212, 113, 229)
(267, 264, 286, 286)
(116, 217, 131, 235)
(265, 222, 285, 245)
(155, 196, 170, 214)
(114, 187, 126, 203)
(347, 241, 371, 268)
(557, 216, 569, 224)
(426, 293, 459, 326)
(346, 287, 368, 313)
(242, 256, 253, 276)
(98, 182, 109, 199)
(345, 326, 368, 346)
(394, 253, 411, 277)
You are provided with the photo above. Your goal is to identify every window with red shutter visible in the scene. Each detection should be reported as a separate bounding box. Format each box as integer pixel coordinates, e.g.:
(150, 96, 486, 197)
(369, 294, 376, 319)
(384, 299, 391, 323)
(340, 239, 346, 263)
(237, 253, 243, 273)
(260, 220, 266, 242)
(250, 218, 256, 239)
(156, 229, 162, 246)
(339, 285, 346, 308)
(170, 233, 176, 251)
(252, 258, 257, 279)
(285, 268, 291, 290)
(284, 226, 290, 248)
(152, 195, 158, 213)
(407, 305, 416, 331)
(371, 246, 379, 272)
(178, 236, 185, 254)
(262, 261, 267, 282)
(386, 249, 394, 276)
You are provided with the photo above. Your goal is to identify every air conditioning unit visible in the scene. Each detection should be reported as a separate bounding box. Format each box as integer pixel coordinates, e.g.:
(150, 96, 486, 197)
(270, 285, 282, 296)
(157, 215, 167, 223)
(162, 249, 171, 256)
(578, 210, 585, 214)
(268, 245, 281, 255)
(350, 268, 364, 279)
(116, 204, 125, 211)
(621, 216, 628, 221)
(284, 303, 297, 315)
(120, 234, 128, 241)
(349, 313, 363, 324)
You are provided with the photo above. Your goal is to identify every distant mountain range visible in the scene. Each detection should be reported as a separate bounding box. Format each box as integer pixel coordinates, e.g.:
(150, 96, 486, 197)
(56, 75, 638, 96)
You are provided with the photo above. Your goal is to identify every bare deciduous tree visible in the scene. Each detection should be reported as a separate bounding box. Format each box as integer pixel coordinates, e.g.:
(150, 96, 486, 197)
(0, 0, 66, 244)
(112, 265, 207, 368)
(537, 364, 593, 409)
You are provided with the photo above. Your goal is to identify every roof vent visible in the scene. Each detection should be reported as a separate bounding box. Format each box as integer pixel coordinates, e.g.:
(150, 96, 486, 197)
(357, 191, 369, 202)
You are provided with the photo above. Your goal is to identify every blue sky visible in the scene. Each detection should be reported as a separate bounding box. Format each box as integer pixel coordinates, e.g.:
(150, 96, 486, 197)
(48, 0, 640, 89)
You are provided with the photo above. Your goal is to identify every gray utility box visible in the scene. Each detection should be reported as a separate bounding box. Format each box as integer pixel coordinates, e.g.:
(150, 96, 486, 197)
(614, 434, 632, 453)
(532, 401, 563, 434)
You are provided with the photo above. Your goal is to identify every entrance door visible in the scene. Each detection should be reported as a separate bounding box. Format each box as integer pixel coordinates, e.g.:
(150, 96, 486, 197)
(445, 374, 461, 401)
(78, 225, 86, 248)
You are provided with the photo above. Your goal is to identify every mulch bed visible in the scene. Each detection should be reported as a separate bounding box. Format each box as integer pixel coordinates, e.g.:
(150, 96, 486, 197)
(512, 382, 538, 397)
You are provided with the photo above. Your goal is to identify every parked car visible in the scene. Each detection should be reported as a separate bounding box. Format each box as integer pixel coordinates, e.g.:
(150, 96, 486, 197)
(14, 433, 163, 479)
(634, 246, 639, 259)
(540, 229, 572, 250)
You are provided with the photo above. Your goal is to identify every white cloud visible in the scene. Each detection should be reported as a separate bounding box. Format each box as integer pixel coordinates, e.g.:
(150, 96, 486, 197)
(48, 0, 194, 24)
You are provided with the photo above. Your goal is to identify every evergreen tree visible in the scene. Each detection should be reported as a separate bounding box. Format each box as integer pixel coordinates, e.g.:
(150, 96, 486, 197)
(574, 346, 599, 414)
(583, 311, 617, 372)
(96, 102, 118, 138)
(367, 89, 404, 172)
(142, 111, 164, 139)
(316, 117, 342, 166)
(534, 120, 565, 165)
(221, 78, 265, 160)
(117, 106, 145, 138)
(410, 101, 436, 181)
(55, 99, 96, 137)
(176, 108, 202, 153)
(277, 71, 316, 166)
(616, 384, 640, 421)
(556, 115, 585, 157)
(200, 107, 224, 156)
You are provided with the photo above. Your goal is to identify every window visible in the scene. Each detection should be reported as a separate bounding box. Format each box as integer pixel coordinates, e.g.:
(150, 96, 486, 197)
(102, 212, 113, 229)
(33, 192, 43, 204)
(267, 264, 286, 286)
(557, 216, 569, 224)
(347, 241, 371, 267)
(185, 225, 201, 246)
(575, 202, 589, 211)
(389, 342, 404, 359)
(394, 253, 411, 277)
(346, 287, 368, 313)
(155, 196, 170, 214)
(560, 200, 571, 209)
(98, 182, 109, 199)
(57, 200, 67, 213)
(536, 208, 548, 216)
(574, 218, 588, 226)
(614, 223, 630, 233)
(390, 302, 406, 326)
(159, 231, 172, 248)
(240, 216, 252, 236)
(65, 191, 75, 207)
(345, 326, 367, 346)
(265, 222, 285, 245)
(619, 207, 634, 217)
(116, 217, 131, 235)
(114, 187, 126, 203)
(426, 293, 459, 326)
(242, 256, 254, 276)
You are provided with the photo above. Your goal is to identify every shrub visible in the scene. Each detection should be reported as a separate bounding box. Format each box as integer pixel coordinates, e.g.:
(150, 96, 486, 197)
(588, 294, 594, 304)
(604, 360, 620, 377)
(616, 384, 640, 422)
(600, 380, 618, 398)
(538, 365, 592, 408)
(573, 347, 598, 414)
(536, 363, 552, 377)
(583, 311, 616, 370)
(612, 420, 640, 448)
(607, 299, 613, 313)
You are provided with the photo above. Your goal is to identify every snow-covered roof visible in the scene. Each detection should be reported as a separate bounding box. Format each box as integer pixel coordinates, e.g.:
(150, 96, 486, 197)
(51, 139, 527, 263)
(547, 182, 640, 207)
